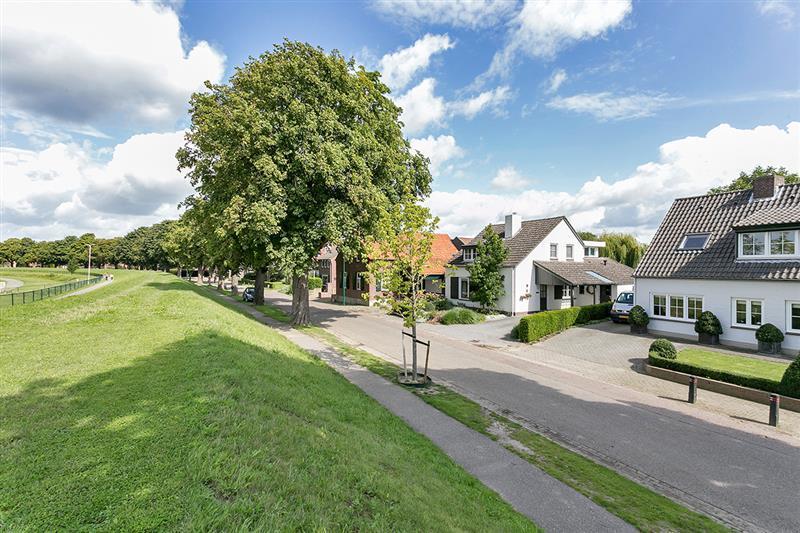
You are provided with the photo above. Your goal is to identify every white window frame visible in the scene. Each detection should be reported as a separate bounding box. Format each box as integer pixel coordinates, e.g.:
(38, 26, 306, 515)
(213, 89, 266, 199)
(566, 244, 573, 261)
(651, 293, 703, 322)
(738, 229, 800, 259)
(787, 301, 800, 333)
(463, 247, 476, 262)
(355, 273, 363, 291)
(732, 298, 764, 328)
(549, 243, 558, 260)
(460, 278, 470, 300)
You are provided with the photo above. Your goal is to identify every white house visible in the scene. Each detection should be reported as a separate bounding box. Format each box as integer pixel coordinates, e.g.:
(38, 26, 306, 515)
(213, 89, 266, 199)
(634, 174, 800, 353)
(446, 214, 634, 315)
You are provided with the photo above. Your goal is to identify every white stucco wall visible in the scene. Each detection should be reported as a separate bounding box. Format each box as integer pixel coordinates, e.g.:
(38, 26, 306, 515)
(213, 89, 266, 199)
(635, 278, 800, 353)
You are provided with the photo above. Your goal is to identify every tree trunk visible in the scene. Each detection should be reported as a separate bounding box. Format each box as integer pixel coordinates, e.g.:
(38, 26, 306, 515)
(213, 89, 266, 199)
(231, 273, 239, 295)
(255, 268, 266, 305)
(411, 322, 418, 378)
(197, 264, 203, 284)
(291, 273, 310, 326)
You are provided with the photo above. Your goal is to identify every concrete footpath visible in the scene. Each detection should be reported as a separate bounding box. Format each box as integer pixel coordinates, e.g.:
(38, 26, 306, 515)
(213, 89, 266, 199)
(219, 293, 633, 532)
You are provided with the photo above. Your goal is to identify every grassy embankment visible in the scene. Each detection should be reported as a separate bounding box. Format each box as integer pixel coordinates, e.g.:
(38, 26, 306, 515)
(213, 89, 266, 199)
(0, 270, 536, 531)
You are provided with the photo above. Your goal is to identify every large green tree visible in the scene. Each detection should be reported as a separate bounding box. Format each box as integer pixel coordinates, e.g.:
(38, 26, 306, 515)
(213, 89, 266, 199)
(709, 165, 799, 194)
(467, 225, 508, 310)
(178, 40, 431, 325)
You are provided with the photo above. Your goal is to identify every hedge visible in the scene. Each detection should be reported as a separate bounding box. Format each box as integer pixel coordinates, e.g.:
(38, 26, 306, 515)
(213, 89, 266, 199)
(441, 307, 485, 325)
(648, 353, 799, 399)
(517, 301, 612, 343)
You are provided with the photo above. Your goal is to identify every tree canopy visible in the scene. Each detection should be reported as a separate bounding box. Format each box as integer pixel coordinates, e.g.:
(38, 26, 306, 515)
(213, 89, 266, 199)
(709, 165, 799, 194)
(467, 225, 508, 309)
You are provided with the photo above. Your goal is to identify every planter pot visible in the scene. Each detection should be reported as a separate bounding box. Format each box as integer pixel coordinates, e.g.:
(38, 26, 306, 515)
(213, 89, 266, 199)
(630, 324, 648, 334)
(758, 341, 782, 355)
(698, 332, 720, 345)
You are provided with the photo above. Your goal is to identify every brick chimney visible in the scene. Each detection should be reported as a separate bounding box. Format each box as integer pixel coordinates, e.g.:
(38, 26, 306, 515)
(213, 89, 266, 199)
(505, 213, 521, 239)
(753, 174, 785, 200)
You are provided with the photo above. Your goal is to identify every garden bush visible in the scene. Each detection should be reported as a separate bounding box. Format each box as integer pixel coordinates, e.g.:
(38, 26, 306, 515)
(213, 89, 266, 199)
(649, 338, 676, 359)
(441, 307, 485, 325)
(629, 305, 649, 327)
(517, 302, 612, 343)
(308, 276, 323, 290)
(648, 353, 794, 398)
(432, 296, 454, 311)
(755, 323, 784, 343)
(694, 311, 722, 335)
(780, 354, 800, 398)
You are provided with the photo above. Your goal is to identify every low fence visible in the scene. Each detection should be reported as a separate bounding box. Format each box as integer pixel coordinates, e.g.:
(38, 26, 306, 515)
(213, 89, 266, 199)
(0, 275, 104, 307)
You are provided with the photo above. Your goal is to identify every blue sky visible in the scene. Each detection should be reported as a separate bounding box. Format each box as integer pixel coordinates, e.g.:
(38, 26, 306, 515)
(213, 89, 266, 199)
(2, 0, 799, 241)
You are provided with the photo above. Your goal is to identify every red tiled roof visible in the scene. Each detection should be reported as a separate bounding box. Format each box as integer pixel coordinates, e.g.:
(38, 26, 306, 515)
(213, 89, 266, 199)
(424, 233, 458, 276)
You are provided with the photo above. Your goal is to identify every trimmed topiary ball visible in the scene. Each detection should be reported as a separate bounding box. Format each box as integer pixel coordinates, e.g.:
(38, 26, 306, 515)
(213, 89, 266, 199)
(694, 311, 722, 335)
(629, 305, 649, 326)
(649, 338, 677, 359)
(780, 354, 800, 399)
(755, 323, 784, 343)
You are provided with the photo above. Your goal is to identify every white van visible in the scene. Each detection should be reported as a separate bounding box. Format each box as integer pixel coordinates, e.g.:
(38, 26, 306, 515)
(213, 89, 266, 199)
(610, 291, 634, 322)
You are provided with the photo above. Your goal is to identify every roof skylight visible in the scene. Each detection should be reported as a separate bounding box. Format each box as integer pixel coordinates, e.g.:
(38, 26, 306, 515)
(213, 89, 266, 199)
(680, 233, 710, 250)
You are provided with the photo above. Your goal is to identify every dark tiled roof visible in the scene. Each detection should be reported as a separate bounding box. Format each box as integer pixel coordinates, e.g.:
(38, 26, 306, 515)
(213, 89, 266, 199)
(451, 216, 566, 267)
(732, 205, 800, 229)
(634, 184, 800, 281)
(535, 258, 634, 286)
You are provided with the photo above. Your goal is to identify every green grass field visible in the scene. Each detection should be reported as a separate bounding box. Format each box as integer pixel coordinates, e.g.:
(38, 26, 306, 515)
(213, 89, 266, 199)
(0, 267, 81, 293)
(677, 349, 789, 381)
(0, 270, 535, 531)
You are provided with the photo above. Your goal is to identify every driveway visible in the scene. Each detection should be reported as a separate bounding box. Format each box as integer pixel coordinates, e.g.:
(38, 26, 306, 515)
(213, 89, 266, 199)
(263, 291, 800, 531)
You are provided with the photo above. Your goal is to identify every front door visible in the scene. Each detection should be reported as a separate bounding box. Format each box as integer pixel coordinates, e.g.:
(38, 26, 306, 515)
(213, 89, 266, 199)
(600, 285, 612, 302)
(450, 277, 459, 299)
(539, 285, 547, 311)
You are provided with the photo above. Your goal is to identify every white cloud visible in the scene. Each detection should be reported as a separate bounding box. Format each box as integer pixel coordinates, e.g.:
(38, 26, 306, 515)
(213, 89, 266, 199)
(449, 86, 512, 119)
(491, 166, 530, 189)
(756, 1, 796, 29)
(410, 135, 465, 176)
(544, 69, 568, 94)
(380, 34, 454, 91)
(485, 0, 632, 80)
(0, 1, 225, 126)
(1, 131, 191, 240)
(427, 122, 800, 240)
(547, 92, 676, 120)
(371, 0, 516, 29)
(396, 78, 448, 134)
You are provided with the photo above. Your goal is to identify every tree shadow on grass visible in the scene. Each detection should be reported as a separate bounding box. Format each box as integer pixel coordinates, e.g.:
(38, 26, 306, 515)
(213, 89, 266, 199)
(0, 330, 531, 532)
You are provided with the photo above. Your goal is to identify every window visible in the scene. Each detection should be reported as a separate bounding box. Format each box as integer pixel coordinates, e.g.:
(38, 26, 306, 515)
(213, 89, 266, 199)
(554, 285, 564, 300)
(733, 298, 763, 327)
(375, 276, 383, 292)
(460, 278, 470, 300)
(669, 296, 685, 319)
(566, 245, 573, 260)
(579, 285, 585, 295)
(742, 232, 766, 256)
(653, 295, 667, 316)
(550, 243, 558, 260)
(680, 233, 710, 250)
(687, 297, 703, 320)
(463, 248, 476, 261)
(770, 231, 796, 255)
(355, 273, 363, 291)
(788, 302, 800, 332)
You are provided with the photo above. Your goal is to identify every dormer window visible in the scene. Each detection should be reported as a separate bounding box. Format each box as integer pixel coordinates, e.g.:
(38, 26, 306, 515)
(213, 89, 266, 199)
(770, 231, 796, 255)
(739, 230, 798, 258)
(679, 233, 710, 250)
(742, 232, 765, 256)
(463, 247, 476, 261)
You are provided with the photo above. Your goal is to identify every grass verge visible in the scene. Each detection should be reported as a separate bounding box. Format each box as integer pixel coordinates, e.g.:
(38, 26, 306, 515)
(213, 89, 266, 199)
(0, 267, 81, 293)
(251, 299, 730, 533)
(1, 271, 536, 531)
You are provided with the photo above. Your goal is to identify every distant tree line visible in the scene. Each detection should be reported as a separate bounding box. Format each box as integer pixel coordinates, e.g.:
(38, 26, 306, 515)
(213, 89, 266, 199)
(708, 166, 798, 194)
(578, 231, 648, 268)
(0, 220, 177, 271)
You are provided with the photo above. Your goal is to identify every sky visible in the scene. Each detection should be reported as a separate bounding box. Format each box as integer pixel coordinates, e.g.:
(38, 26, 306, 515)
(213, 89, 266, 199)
(1, 0, 799, 243)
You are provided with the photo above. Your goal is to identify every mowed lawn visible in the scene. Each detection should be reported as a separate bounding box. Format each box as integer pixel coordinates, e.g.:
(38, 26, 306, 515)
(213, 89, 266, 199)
(0, 270, 535, 531)
(0, 267, 81, 293)
(678, 348, 789, 381)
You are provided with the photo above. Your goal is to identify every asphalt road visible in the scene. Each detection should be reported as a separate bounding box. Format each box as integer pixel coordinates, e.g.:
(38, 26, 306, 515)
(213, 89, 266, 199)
(266, 292, 800, 532)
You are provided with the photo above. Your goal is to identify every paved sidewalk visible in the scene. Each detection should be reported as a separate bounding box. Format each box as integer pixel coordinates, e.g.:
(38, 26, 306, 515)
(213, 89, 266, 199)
(263, 291, 800, 532)
(56, 279, 113, 299)
(219, 292, 633, 532)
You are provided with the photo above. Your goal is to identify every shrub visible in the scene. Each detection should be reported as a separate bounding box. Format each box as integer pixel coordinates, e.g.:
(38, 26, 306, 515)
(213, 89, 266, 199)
(780, 354, 800, 398)
(308, 276, 323, 290)
(629, 305, 649, 327)
(431, 296, 454, 311)
(755, 323, 784, 343)
(694, 311, 722, 335)
(648, 353, 793, 398)
(241, 272, 257, 283)
(441, 307, 485, 325)
(66, 259, 78, 274)
(649, 338, 676, 359)
(516, 302, 611, 343)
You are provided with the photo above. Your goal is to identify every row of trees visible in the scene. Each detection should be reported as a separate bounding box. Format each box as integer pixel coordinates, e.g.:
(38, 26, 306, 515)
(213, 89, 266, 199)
(578, 231, 648, 268)
(0, 220, 177, 271)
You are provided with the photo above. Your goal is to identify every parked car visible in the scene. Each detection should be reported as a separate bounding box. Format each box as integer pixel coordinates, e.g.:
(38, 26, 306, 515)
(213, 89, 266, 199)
(242, 287, 255, 302)
(610, 291, 634, 322)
